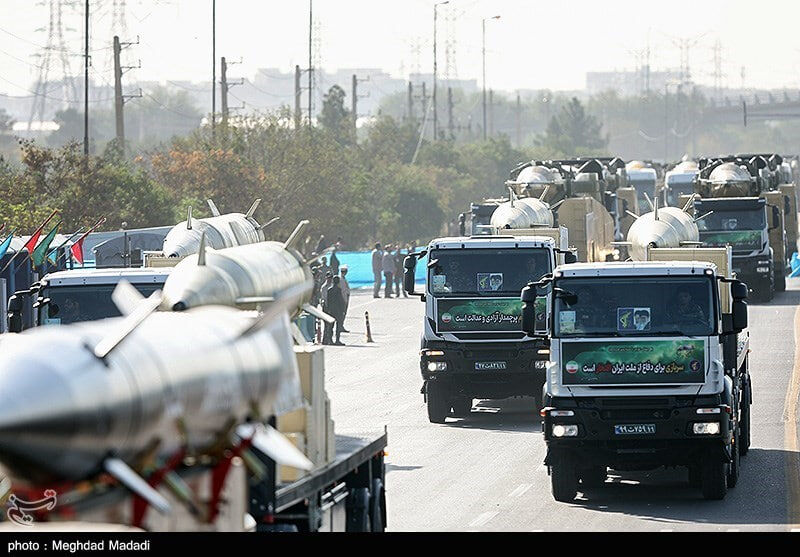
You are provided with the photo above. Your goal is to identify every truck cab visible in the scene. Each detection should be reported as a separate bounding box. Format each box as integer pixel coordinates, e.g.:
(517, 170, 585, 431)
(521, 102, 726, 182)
(522, 260, 750, 502)
(404, 236, 569, 423)
(23, 267, 171, 329)
(694, 197, 780, 301)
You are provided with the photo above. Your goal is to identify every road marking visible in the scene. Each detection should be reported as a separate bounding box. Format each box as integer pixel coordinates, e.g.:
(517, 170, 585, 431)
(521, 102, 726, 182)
(469, 511, 498, 528)
(727, 528, 740, 532)
(659, 529, 674, 532)
(785, 304, 800, 528)
(508, 484, 532, 498)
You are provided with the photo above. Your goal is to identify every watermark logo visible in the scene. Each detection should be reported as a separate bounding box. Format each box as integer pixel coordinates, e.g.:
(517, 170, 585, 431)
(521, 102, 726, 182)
(2, 478, 57, 527)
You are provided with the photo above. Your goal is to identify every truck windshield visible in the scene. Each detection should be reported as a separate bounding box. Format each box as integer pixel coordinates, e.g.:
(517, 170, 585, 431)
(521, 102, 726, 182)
(631, 179, 656, 209)
(554, 276, 715, 337)
(698, 209, 765, 251)
(428, 248, 551, 297)
(42, 284, 163, 325)
(666, 175, 695, 206)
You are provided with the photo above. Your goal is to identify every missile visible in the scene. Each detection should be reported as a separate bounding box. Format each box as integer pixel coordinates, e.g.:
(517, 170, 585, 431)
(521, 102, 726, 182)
(624, 199, 701, 261)
(490, 191, 555, 231)
(702, 162, 755, 198)
(159, 221, 333, 329)
(162, 198, 266, 258)
(0, 281, 311, 512)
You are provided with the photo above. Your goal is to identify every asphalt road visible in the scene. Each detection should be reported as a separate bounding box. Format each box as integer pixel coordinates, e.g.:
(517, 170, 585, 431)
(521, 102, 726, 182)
(324, 281, 800, 532)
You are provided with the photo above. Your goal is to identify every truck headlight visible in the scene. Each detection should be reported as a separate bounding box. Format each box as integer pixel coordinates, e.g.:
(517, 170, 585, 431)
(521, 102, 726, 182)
(427, 361, 448, 372)
(693, 422, 720, 435)
(756, 267, 770, 274)
(552, 424, 579, 438)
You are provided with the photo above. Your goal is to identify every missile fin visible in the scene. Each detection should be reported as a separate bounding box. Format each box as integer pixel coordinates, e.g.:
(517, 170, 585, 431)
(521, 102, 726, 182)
(245, 198, 262, 219)
(538, 184, 551, 202)
(197, 232, 207, 266)
(111, 280, 146, 316)
(207, 199, 221, 217)
(284, 220, 310, 251)
(94, 288, 162, 360)
(302, 303, 336, 324)
(694, 210, 714, 224)
(644, 192, 655, 212)
(104, 458, 171, 515)
(259, 216, 280, 231)
(236, 423, 313, 471)
(235, 296, 275, 306)
(550, 200, 565, 212)
(186, 206, 193, 230)
(682, 193, 698, 213)
(237, 282, 311, 339)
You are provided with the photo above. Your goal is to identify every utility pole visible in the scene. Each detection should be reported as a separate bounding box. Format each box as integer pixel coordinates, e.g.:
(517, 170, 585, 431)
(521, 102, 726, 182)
(407, 82, 414, 122)
(488, 89, 494, 138)
(83, 0, 89, 156)
(515, 92, 521, 147)
(113, 35, 141, 151)
(294, 65, 302, 129)
(352, 74, 358, 135)
(212, 0, 216, 135)
(481, 15, 500, 141)
(308, 0, 313, 125)
(447, 86, 454, 140)
(420, 81, 428, 135)
(220, 57, 244, 129)
(433, 1, 449, 141)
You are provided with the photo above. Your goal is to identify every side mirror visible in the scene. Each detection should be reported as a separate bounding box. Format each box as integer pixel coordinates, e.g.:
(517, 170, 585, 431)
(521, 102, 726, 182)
(48, 302, 59, 317)
(732, 299, 748, 332)
(564, 252, 578, 265)
(7, 293, 24, 334)
(403, 255, 417, 296)
(731, 280, 748, 301)
(520, 283, 538, 336)
(458, 213, 466, 237)
(770, 205, 781, 230)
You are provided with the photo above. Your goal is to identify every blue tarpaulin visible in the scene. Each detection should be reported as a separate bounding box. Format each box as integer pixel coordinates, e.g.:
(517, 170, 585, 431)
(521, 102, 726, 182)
(335, 251, 427, 288)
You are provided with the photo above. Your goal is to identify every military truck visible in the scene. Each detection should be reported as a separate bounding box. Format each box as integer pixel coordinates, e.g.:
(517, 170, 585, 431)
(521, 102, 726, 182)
(521, 250, 750, 502)
(403, 235, 574, 423)
(664, 160, 700, 207)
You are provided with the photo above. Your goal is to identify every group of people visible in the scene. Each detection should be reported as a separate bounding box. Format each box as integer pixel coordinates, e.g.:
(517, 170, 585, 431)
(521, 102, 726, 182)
(313, 246, 351, 346)
(371, 243, 414, 299)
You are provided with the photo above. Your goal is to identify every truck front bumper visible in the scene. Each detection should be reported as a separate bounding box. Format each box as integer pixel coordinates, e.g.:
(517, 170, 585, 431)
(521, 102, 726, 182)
(542, 396, 733, 468)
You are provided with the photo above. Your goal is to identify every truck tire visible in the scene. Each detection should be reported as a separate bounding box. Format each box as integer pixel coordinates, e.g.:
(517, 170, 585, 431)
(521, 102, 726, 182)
(740, 380, 751, 456)
(369, 478, 386, 532)
(580, 466, 607, 488)
(426, 383, 449, 424)
(701, 460, 728, 500)
(688, 465, 701, 488)
(346, 488, 370, 532)
(776, 271, 786, 292)
(551, 460, 578, 503)
(727, 431, 740, 488)
(451, 397, 472, 418)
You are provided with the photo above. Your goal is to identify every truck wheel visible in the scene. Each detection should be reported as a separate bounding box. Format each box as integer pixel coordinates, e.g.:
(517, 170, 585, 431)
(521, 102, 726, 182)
(701, 460, 728, 500)
(740, 381, 751, 456)
(369, 478, 386, 532)
(551, 460, 578, 503)
(426, 383, 449, 424)
(776, 272, 787, 292)
(580, 466, 607, 488)
(727, 432, 740, 488)
(346, 488, 370, 532)
(451, 397, 472, 418)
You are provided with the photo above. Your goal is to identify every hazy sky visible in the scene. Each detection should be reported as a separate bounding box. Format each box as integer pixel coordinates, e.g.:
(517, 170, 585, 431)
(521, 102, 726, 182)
(2, 0, 800, 97)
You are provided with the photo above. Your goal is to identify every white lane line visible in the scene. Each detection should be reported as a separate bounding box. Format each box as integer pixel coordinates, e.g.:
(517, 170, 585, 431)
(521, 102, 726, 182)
(469, 511, 498, 528)
(727, 528, 740, 532)
(508, 484, 533, 498)
(659, 529, 674, 532)
(792, 528, 800, 532)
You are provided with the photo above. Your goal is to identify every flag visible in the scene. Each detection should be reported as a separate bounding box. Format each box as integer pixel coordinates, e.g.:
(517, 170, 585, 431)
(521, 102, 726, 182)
(70, 216, 106, 266)
(0, 232, 13, 262)
(32, 222, 60, 267)
(22, 209, 58, 258)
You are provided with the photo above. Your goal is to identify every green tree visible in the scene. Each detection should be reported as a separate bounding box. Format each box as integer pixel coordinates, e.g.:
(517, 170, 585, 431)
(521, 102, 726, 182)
(319, 85, 353, 143)
(538, 97, 608, 155)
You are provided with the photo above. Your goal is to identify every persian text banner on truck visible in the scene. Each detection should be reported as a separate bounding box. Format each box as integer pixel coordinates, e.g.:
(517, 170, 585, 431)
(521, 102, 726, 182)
(436, 297, 546, 333)
(561, 339, 706, 386)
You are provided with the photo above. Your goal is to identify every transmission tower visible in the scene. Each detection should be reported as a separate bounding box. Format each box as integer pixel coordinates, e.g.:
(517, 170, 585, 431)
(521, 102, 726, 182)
(443, 4, 458, 85)
(311, 16, 322, 118)
(711, 39, 724, 101)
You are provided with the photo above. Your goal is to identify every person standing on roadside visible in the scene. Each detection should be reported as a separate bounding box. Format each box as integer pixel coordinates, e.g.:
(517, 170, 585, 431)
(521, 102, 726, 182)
(326, 276, 347, 345)
(394, 245, 407, 298)
(372, 243, 383, 298)
(382, 244, 395, 299)
(320, 271, 334, 344)
(340, 265, 351, 332)
(330, 240, 341, 276)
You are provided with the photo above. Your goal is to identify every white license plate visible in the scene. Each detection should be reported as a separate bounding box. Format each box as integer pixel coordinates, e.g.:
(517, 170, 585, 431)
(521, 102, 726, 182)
(614, 424, 656, 435)
(475, 362, 507, 370)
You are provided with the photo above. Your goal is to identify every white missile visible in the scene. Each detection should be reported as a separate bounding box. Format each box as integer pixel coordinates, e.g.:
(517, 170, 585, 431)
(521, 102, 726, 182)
(625, 199, 701, 261)
(490, 192, 555, 231)
(162, 199, 267, 258)
(0, 281, 311, 513)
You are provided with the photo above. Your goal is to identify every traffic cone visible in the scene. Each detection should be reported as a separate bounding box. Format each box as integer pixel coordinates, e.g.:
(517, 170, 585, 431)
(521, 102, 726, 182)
(365, 311, 374, 343)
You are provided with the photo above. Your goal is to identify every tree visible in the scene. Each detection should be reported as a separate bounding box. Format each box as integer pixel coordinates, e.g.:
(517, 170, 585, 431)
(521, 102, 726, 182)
(318, 85, 353, 143)
(538, 97, 608, 155)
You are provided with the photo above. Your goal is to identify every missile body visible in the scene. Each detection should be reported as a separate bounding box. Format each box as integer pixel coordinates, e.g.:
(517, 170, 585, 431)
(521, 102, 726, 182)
(161, 240, 313, 313)
(162, 213, 265, 258)
(626, 206, 700, 261)
(490, 198, 554, 230)
(0, 304, 302, 485)
(702, 162, 755, 198)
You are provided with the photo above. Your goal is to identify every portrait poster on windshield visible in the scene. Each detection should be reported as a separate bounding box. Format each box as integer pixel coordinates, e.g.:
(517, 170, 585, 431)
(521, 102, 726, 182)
(561, 339, 706, 385)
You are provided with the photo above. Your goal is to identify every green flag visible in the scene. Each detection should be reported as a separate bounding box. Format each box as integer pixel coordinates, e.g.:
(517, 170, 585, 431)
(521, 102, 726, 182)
(32, 222, 60, 267)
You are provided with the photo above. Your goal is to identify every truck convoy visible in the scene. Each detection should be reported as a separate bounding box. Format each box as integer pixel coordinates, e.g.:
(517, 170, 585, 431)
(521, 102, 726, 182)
(403, 235, 574, 423)
(522, 248, 750, 502)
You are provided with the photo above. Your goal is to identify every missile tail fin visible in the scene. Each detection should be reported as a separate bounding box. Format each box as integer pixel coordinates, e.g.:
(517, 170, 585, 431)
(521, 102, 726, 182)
(207, 199, 221, 217)
(302, 302, 336, 324)
(104, 458, 171, 515)
(186, 206, 193, 230)
(237, 282, 311, 339)
(197, 232, 207, 266)
(682, 193, 697, 213)
(694, 210, 714, 224)
(550, 200, 565, 212)
(644, 192, 655, 212)
(653, 196, 659, 220)
(246, 198, 262, 219)
(237, 423, 313, 471)
(94, 288, 161, 360)
(284, 220, 310, 251)
(112, 280, 146, 316)
(625, 210, 640, 220)
(259, 216, 280, 231)
(538, 184, 551, 202)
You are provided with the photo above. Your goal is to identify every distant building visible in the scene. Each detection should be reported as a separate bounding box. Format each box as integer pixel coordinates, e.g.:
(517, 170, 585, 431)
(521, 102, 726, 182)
(586, 69, 681, 97)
